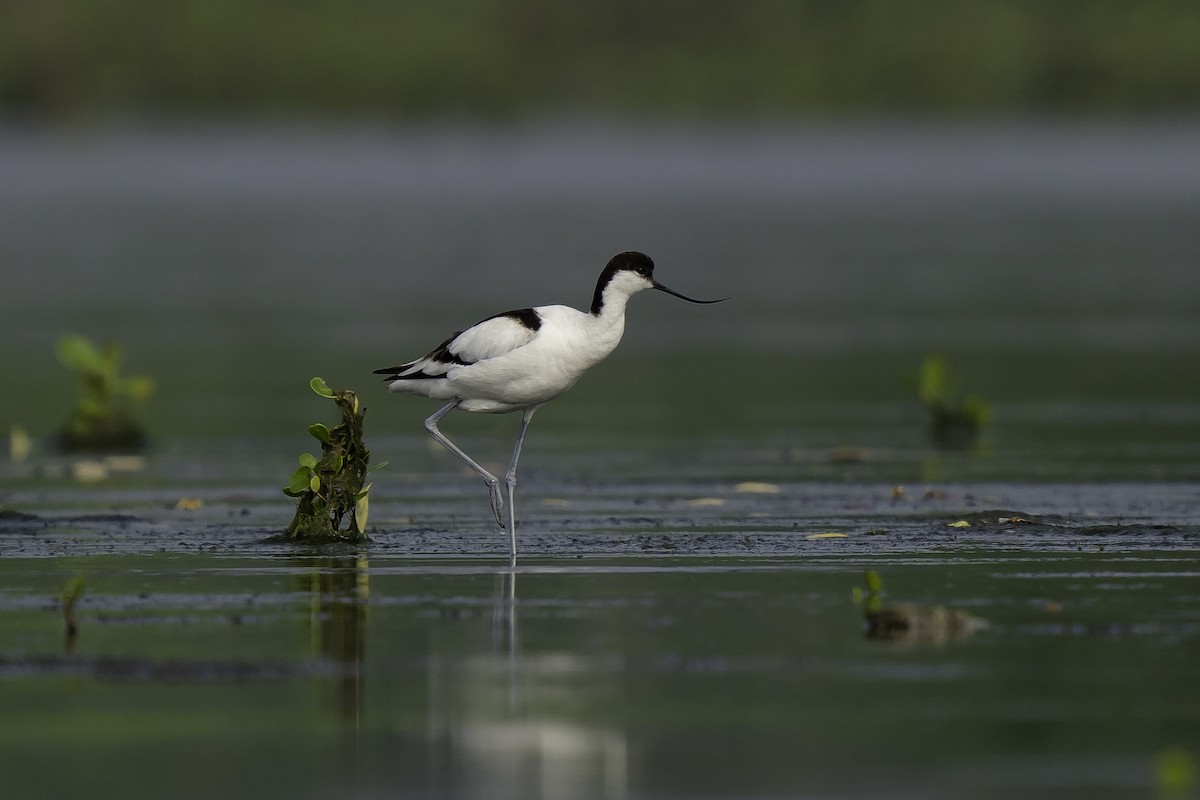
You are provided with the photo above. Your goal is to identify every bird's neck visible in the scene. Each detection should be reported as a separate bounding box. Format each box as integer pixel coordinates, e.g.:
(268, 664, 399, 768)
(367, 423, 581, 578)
(591, 283, 634, 319)
(586, 288, 630, 350)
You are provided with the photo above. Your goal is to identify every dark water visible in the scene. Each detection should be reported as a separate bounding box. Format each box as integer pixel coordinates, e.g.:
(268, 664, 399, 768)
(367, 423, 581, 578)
(3, 467, 1199, 798)
(4, 121, 1200, 433)
(4, 121, 1200, 454)
(2, 121, 1200, 798)
(1, 546, 1198, 800)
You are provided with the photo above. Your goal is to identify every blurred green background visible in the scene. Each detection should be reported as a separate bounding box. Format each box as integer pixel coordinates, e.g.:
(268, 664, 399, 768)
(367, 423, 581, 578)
(4, 0, 1200, 121)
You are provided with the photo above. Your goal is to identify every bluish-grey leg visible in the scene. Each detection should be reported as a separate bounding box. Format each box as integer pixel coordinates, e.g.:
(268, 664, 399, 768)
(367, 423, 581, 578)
(424, 400, 505, 527)
(502, 405, 539, 560)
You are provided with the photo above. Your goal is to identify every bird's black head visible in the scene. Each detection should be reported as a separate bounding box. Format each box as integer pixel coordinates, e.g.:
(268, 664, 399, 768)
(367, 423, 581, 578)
(590, 250, 725, 314)
(611, 250, 655, 278)
(591, 252, 653, 313)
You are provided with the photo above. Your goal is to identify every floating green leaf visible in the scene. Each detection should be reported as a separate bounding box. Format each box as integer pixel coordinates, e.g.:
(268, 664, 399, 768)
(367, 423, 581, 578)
(308, 473, 321, 494)
(354, 484, 371, 535)
(285, 466, 312, 496)
(298, 452, 318, 468)
(310, 376, 336, 399)
(308, 422, 332, 444)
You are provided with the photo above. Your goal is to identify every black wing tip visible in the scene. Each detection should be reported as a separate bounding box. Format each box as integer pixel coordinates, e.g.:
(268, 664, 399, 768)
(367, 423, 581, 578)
(373, 365, 410, 382)
(373, 361, 455, 382)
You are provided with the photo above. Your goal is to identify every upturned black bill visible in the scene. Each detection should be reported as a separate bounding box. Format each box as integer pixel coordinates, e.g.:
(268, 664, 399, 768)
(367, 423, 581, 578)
(652, 281, 727, 304)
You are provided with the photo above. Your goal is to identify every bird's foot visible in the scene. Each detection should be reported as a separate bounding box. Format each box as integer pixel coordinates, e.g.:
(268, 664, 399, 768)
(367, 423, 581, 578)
(488, 484, 505, 528)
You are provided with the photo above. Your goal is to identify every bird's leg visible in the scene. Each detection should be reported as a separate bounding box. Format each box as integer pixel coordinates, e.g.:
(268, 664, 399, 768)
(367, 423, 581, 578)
(502, 405, 539, 560)
(424, 400, 505, 526)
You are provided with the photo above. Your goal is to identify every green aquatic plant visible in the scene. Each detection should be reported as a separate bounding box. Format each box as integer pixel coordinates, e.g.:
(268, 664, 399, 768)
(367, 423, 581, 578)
(917, 355, 990, 450)
(850, 569, 886, 614)
(1156, 747, 1197, 800)
(60, 575, 85, 649)
(55, 334, 155, 452)
(10, 425, 32, 461)
(284, 378, 384, 541)
(856, 569, 985, 644)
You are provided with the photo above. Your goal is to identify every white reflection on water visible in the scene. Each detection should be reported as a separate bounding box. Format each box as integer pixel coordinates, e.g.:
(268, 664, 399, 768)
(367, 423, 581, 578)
(426, 569, 629, 800)
(438, 720, 628, 800)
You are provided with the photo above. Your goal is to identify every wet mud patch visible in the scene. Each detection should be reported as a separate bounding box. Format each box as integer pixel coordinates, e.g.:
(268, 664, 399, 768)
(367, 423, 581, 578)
(2, 480, 1199, 558)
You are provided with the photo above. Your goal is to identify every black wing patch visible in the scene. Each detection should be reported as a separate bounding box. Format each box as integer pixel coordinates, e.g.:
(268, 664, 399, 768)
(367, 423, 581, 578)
(492, 307, 542, 332)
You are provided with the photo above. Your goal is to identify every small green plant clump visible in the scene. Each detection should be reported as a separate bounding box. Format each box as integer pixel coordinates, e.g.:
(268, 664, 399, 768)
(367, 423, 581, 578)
(854, 569, 985, 644)
(55, 334, 155, 452)
(284, 378, 382, 541)
(1156, 747, 1197, 800)
(60, 575, 86, 650)
(917, 355, 990, 450)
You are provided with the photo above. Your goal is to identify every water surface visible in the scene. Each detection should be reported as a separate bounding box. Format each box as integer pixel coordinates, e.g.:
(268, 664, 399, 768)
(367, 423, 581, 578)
(2, 546, 1198, 800)
(2, 121, 1199, 798)
(4, 121, 1200, 441)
